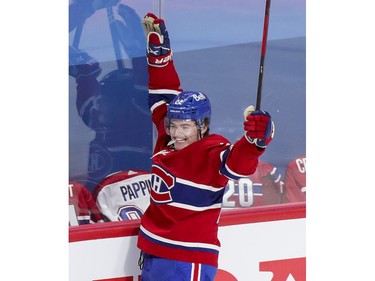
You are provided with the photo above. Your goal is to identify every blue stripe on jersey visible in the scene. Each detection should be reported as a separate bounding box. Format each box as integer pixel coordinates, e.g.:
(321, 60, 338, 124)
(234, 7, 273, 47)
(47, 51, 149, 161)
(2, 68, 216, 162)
(233, 181, 262, 195)
(139, 225, 220, 254)
(170, 179, 225, 207)
(148, 89, 179, 109)
(219, 148, 249, 180)
(253, 183, 262, 195)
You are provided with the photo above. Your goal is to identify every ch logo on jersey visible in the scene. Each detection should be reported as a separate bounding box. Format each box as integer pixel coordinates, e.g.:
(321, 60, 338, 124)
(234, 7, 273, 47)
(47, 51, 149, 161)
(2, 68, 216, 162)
(150, 165, 175, 203)
(118, 206, 144, 221)
(88, 144, 112, 179)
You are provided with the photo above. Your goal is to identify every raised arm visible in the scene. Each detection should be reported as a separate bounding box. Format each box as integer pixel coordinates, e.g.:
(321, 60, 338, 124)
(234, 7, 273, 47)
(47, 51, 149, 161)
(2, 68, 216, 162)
(142, 13, 182, 107)
(142, 13, 183, 151)
(220, 105, 275, 178)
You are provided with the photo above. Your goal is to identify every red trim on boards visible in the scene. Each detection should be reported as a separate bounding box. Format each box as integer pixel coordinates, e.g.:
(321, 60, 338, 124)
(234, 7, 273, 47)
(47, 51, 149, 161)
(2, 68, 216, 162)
(219, 202, 306, 226)
(69, 202, 306, 243)
(69, 219, 141, 243)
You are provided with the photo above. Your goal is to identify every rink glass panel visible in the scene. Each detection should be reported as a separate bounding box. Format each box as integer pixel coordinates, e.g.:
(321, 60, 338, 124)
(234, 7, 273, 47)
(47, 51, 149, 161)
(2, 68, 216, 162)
(69, 0, 306, 220)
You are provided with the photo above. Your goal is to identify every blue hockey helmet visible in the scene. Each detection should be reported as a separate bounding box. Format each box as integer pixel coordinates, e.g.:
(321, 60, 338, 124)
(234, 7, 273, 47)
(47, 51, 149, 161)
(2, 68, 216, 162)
(167, 91, 211, 128)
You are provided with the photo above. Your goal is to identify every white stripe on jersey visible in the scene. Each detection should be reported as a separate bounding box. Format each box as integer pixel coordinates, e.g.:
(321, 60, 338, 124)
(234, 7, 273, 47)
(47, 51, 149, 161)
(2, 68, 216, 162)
(169, 202, 222, 211)
(219, 150, 251, 178)
(149, 89, 181, 95)
(140, 225, 220, 251)
(150, 100, 166, 112)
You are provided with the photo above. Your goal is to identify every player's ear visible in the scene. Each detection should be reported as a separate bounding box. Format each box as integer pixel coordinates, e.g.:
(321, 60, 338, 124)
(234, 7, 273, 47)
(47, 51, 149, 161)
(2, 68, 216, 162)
(200, 125, 208, 135)
(164, 117, 171, 135)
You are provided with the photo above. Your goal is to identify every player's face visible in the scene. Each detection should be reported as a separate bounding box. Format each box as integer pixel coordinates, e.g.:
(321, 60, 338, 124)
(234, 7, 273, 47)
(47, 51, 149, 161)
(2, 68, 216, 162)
(169, 119, 202, 151)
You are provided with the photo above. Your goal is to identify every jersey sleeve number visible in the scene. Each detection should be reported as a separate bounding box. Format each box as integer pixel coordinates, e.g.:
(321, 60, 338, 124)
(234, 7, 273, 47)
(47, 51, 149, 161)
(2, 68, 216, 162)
(222, 178, 254, 208)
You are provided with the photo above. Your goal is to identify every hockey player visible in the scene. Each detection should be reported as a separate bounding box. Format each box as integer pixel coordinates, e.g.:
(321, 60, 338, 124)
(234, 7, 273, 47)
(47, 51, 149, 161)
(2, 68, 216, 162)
(136, 13, 275, 281)
(92, 169, 151, 221)
(282, 154, 306, 203)
(69, 0, 119, 33)
(69, 2, 152, 192)
(222, 160, 284, 208)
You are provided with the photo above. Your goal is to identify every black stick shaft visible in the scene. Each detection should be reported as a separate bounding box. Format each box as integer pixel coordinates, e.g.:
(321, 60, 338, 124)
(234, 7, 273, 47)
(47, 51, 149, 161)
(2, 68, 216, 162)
(256, 0, 271, 110)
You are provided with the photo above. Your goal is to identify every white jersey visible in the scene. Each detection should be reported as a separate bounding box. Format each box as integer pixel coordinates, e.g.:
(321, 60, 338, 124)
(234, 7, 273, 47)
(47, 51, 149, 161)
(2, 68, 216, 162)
(92, 170, 152, 221)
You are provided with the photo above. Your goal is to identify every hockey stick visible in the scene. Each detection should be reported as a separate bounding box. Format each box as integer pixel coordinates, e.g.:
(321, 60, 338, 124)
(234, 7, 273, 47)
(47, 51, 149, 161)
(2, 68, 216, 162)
(154, 0, 163, 18)
(106, 6, 125, 69)
(72, 23, 83, 48)
(256, 0, 272, 110)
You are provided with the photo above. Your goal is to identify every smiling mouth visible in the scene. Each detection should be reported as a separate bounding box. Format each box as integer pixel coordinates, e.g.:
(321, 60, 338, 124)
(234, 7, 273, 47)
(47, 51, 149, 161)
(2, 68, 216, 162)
(167, 138, 187, 147)
(167, 138, 186, 146)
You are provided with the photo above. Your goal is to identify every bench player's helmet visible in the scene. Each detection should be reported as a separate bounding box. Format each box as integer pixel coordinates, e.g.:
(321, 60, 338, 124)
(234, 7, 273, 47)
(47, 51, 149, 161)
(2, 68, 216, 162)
(167, 91, 211, 136)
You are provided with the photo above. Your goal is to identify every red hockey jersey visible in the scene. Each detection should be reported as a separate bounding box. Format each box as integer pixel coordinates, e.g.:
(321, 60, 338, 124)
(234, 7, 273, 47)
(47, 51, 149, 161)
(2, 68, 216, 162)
(222, 161, 283, 208)
(92, 170, 152, 221)
(137, 57, 265, 267)
(68, 181, 104, 226)
(283, 154, 306, 203)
